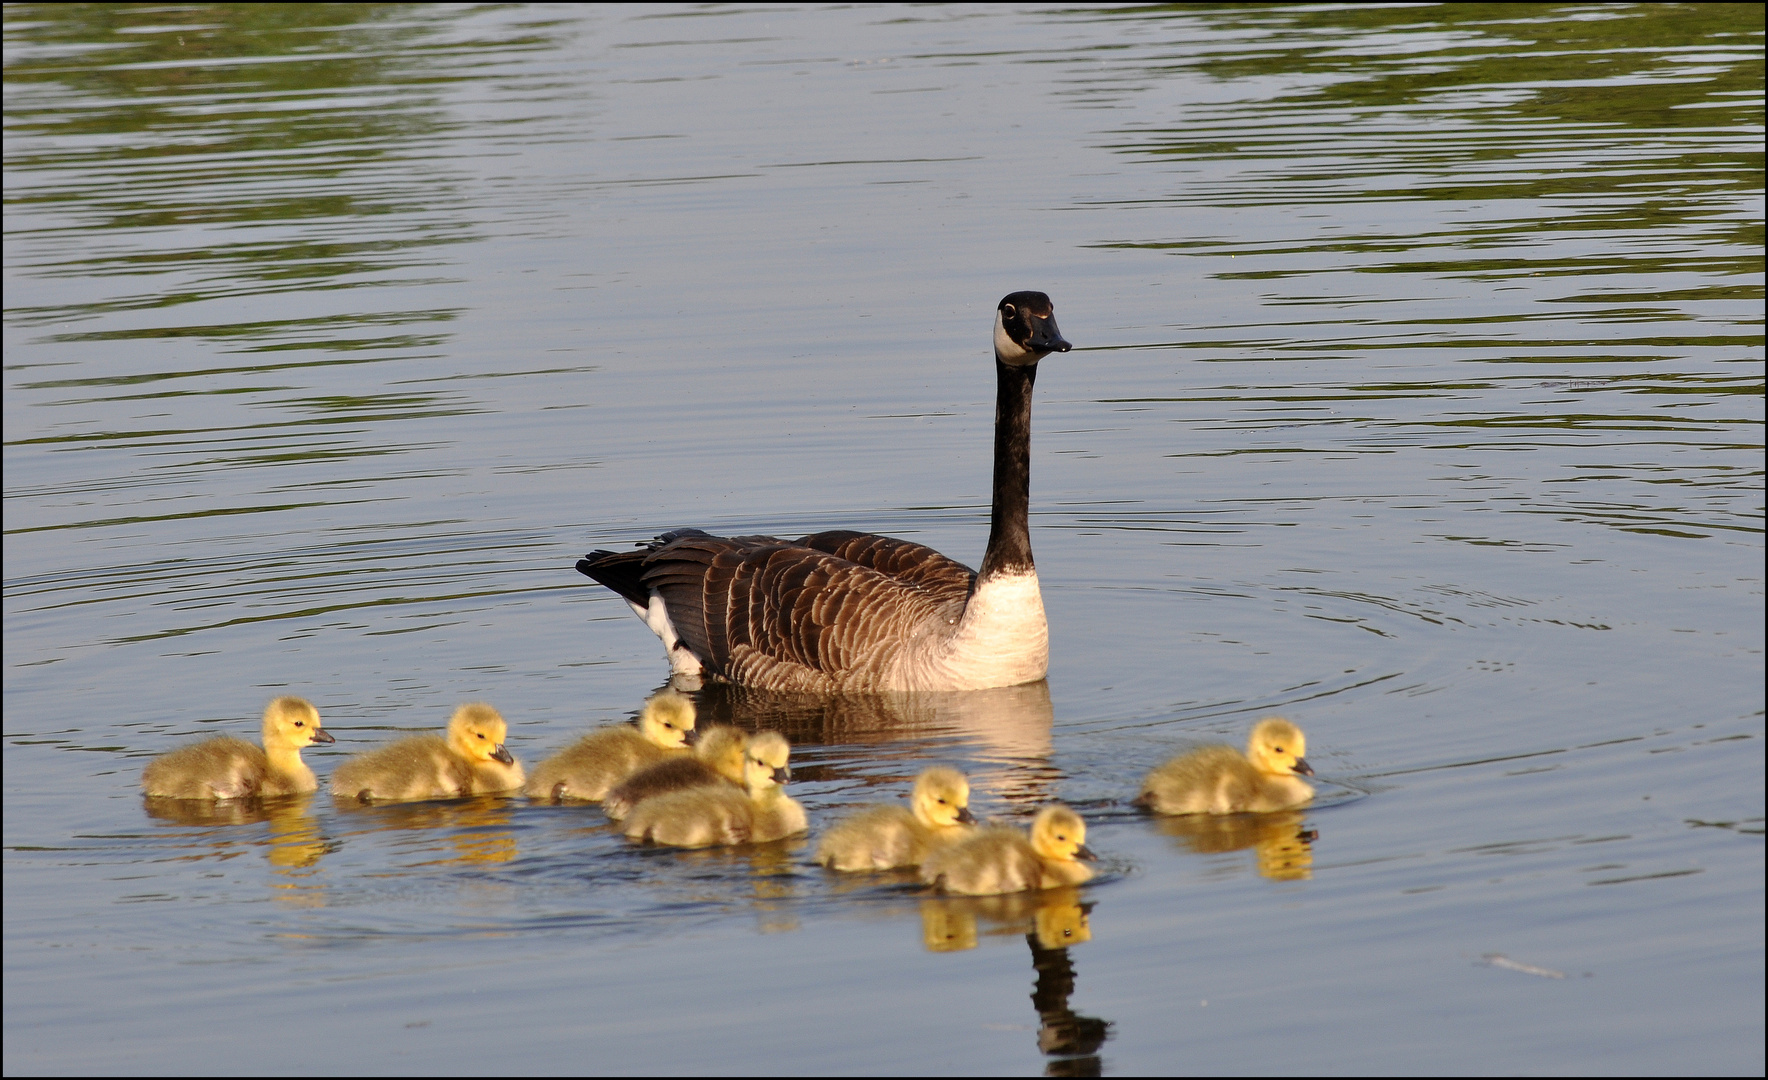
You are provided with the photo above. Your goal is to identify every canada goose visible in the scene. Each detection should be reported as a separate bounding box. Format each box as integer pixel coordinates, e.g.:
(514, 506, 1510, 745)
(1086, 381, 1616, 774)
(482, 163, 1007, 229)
(576, 292, 1072, 692)
(921, 805, 1095, 896)
(330, 702, 523, 802)
(816, 766, 977, 871)
(601, 724, 747, 820)
(141, 696, 334, 800)
(623, 730, 806, 847)
(1133, 717, 1315, 815)
(524, 690, 696, 802)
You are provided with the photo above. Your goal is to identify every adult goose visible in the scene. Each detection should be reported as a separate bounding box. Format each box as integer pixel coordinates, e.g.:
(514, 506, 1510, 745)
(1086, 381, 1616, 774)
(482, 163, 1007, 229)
(576, 291, 1071, 693)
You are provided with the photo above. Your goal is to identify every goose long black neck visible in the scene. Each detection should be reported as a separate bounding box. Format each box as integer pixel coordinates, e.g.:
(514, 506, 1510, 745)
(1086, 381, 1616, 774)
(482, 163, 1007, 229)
(978, 358, 1037, 581)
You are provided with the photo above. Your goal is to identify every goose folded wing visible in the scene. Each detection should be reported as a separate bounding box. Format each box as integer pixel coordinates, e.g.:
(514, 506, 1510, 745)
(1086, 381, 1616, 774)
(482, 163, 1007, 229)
(796, 530, 976, 610)
(640, 534, 952, 679)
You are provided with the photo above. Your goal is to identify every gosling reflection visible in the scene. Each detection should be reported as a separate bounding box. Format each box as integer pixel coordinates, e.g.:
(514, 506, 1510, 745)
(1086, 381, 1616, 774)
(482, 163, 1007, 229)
(918, 888, 1090, 953)
(143, 793, 333, 905)
(919, 889, 1111, 1073)
(1030, 915, 1110, 1075)
(647, 839, 809, 935)
(261, 797, 330, 871)
(743, 841, 801, 935)
(335, 798, 519, 866)
(1154, 809, 1316, 881)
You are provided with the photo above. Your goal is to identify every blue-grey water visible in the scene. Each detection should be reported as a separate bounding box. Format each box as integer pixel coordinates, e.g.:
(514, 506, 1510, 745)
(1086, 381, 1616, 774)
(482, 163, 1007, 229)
(4, 4, 1762, 1075)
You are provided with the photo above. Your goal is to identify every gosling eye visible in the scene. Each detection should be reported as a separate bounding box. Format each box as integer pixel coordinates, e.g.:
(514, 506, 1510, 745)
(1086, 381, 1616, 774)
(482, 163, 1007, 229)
(294, 720, 305, 727)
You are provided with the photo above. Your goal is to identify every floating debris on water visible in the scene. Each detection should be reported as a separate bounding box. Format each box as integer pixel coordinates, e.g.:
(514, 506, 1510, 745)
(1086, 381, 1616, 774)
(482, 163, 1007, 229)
(1482, 953, 1567, 979)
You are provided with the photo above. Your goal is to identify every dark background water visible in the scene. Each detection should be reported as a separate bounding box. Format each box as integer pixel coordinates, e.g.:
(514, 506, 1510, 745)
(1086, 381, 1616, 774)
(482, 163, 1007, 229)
(5, 4, 1762, 1074)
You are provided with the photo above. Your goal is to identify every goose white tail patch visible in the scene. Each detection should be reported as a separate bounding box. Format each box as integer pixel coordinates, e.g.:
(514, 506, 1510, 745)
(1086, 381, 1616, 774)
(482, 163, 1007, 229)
(631, 595, 704, 676)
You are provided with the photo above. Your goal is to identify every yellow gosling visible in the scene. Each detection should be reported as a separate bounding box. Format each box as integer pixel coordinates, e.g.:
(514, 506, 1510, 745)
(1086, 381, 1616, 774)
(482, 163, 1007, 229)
(816, 766, 977, 871)
(142, 697, 334, 800)
(331, 702, 523, 802)
(1133, 717, 1314, 815)
(921, 805, 1095, 896)
(601, 724, 747, 821)
(623, 730, 806, 848)
(524, 691, 696, 801)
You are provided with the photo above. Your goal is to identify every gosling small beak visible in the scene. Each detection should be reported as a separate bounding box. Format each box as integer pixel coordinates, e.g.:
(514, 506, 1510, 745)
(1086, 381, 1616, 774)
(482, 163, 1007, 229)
(683, 728, 699, 746)
(1075, 843, 1098, 862)
(493, 744, 515, 765)
(957, 806, 977, 825)
(1029, 313, 1071, 355)
(1293, 757, 1315, 777)
(772, 765, 791, 785)
(312, 729, 336, 744)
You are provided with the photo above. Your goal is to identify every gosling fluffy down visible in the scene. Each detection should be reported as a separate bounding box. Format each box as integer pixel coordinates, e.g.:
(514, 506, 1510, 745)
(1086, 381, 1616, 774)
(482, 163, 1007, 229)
(331, 702, 523, 802)
(1133, 717, 1314, 815)
(601, 724, 747, 821)
(816, 766, 977, 871)
(524, 691, 696, 802)
(921, 805, 1095, 896)
(142, 696, 334, 800)
(623, 730, 806, 848)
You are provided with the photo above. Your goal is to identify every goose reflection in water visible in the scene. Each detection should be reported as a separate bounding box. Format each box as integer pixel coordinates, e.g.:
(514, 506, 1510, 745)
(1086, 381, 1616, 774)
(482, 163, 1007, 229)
(691, 680, 1058, 801)
(919, 888, 1112, 1074)
(1153, 809, 1317, 881)
(143, 793, 334, 906)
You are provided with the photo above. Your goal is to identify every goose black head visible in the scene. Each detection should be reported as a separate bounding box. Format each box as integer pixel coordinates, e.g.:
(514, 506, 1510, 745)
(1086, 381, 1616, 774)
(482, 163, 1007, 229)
(994, 291, 1071, 367)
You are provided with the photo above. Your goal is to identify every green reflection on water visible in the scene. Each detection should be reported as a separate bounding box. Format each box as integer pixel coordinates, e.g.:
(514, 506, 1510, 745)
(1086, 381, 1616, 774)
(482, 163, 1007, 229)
(3, 2, 512, 343)
(1082, 2, 1763, 277)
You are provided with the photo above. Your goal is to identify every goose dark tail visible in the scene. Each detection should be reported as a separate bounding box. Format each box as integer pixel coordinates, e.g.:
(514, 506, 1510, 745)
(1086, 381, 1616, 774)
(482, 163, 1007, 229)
(576, 549, 651, 609)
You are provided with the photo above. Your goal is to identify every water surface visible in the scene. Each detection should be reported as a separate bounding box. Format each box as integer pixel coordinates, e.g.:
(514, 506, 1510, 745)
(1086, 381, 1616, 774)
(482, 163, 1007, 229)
(4, 4, 1763, 1075)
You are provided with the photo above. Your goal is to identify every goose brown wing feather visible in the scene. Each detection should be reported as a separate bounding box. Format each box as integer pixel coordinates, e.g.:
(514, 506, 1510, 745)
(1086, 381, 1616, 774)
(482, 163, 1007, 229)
(797, 530, 976, 608)
(638, 533, 949, 682)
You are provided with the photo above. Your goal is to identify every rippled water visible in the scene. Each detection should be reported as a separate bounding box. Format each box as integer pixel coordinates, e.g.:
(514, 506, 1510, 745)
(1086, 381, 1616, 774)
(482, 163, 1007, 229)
(5, 4, 1763, 1074)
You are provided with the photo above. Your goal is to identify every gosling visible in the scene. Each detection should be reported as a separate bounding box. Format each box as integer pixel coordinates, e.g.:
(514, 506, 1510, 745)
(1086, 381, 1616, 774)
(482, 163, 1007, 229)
(601, 724, 747, 821)
(142, 696, 334, 800)
(331, 702, 523, 802)
(623, 730, 806, 848)
(816, 766, 977, 871)
(1133, 717, 1315, 815)
(921, 805, 1095, 896)
(524, 691, 696, 802)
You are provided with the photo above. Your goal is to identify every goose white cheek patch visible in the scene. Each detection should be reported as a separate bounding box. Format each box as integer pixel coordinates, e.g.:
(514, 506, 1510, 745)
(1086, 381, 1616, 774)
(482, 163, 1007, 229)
(994, 309, 1039, 366)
